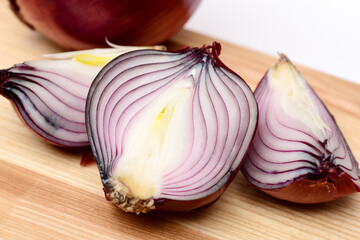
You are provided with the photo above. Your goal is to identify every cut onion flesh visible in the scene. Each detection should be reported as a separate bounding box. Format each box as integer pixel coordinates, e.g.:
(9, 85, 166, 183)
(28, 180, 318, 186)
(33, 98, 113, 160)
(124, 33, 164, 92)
(241, 54, 360, 203)
(86, 43, 258, 214)
(0, 45, 165, 147)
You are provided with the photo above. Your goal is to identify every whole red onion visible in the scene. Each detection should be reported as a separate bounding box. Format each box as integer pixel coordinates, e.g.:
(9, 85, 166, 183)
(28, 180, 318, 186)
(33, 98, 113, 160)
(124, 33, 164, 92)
(9, 0, 201, 50)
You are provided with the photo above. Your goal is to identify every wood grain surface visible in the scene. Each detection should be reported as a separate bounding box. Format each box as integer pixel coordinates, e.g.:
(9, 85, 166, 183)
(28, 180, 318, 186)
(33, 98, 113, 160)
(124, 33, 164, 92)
(1, 2, 360, 240)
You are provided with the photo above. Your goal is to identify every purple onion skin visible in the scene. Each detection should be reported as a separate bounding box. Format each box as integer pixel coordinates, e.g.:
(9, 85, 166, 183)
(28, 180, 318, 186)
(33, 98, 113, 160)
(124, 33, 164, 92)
(9, 0, 201, 50)
(261, 172, 359, 204)
(241, 56, 360, 204)
(86, 43, 258, 214)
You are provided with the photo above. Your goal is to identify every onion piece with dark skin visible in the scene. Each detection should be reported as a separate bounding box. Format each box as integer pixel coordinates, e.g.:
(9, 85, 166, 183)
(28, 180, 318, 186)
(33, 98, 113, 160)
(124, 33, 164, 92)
(241, 54, 360, 203)
(0, 45, 165, 147)
(86, 42, 258, 214)
(9, 0, 201, 50)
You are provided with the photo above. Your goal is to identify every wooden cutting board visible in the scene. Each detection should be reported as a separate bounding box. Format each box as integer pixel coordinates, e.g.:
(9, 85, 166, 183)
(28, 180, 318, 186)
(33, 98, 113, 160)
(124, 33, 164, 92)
(1, 2, 360, 240)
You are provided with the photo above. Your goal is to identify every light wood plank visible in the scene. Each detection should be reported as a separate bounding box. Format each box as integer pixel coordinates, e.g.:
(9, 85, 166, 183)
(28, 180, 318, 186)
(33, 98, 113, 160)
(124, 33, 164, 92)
(0, 2, 359, 240)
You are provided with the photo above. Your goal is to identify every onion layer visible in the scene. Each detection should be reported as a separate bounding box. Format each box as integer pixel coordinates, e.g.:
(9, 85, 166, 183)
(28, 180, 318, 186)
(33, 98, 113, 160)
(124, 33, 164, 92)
(86, 43, 258, 214)
(10, 0, 201, 50)
(241, 54, 360, 203)
(0, 45, 164, 147)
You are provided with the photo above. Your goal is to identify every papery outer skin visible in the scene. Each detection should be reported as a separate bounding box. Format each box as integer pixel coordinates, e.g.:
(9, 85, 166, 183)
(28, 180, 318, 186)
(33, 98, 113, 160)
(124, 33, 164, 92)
(241, 56, 360, 203)
(9, 0, 201, 50)
(262, 172, 359, 204)
(0, 46, 164, 147)
(86, 43, 258, 213)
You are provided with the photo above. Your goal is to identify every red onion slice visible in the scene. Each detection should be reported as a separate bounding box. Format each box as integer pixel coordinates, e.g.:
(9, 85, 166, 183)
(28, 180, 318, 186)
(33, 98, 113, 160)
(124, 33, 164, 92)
(241, 54, 360, 203)
(86, 43, 258, 213)
(0, 45, 164, 147)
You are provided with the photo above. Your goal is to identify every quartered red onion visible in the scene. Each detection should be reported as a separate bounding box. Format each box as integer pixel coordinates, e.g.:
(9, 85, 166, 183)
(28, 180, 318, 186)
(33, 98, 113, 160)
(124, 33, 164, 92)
(86, 43, 258, 214)
(9, 0, 201, 50)
(241, 54, 360, 203)
(0, 45, 164, 147)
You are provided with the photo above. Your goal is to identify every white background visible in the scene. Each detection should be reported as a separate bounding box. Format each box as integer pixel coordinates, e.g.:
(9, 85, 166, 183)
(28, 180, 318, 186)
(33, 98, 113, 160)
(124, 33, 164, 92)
(185, 0, 360, 84)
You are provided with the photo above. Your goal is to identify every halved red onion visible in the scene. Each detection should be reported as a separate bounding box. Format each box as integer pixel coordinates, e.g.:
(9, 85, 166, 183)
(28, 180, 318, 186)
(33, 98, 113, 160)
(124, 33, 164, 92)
(0, 45, 164, 147)
(86, 43, 258, 214)
(241, 54, 360, 203)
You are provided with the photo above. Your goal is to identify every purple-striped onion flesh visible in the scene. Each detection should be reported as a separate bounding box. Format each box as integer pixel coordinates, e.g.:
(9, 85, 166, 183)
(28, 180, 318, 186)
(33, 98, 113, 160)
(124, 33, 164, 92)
(86, 43, 258, 214)
(0, 45, 165, 147)
(241, 54, 360, 203)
